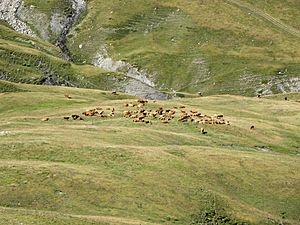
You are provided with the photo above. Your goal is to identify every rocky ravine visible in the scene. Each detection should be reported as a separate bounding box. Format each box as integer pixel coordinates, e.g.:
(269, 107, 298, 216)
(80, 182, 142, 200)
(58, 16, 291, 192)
(55, 0, 86, 60)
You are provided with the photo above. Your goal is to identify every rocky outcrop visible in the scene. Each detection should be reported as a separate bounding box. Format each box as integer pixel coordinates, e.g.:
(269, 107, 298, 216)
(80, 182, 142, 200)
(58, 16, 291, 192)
(93, 46, 169, 100)
(1, 0, 86, 60)
(121, 78, 169, 100)
(93, 47, 155, 87)
(16, 2, 50, 40)
(0, 0, 35, 36)
(257, 76, 300, 95)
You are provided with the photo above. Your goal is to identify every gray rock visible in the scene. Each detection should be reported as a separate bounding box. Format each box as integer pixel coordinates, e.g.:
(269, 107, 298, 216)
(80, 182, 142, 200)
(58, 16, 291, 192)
(0, 0, 35, 36)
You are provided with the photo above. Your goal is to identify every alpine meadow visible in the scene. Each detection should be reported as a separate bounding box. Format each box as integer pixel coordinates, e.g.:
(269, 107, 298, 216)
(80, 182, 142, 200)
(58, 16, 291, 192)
(0, 0, 299, 224)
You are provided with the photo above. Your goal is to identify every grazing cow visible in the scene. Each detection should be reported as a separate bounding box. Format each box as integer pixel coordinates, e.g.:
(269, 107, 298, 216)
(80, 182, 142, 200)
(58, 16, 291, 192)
(215, 114, 224, 119)
(137, 103, 145, 108)
(112, 91, 118, 95)
(250, 125, 255, 130)
(156, 108, 164, 115)
(64, 116, 70, 120)
(257, 94, 261, 98)
(82, 110, 95, 116)
(123, 111, 131, 117)
(150, 112, 158, 118)
(219, 119, 226, 125)
(207, 120, 214, 124)
(193, 112, 201, 117)
(72, 114, 83, 120)
(200, 128, 207, 134)
(138, 115, 145, 120)
(64, 93, 72, 99)
(179, 106, 186, 109)
(144, 120, 152, 124)
(178, 114, 189, 122)
(42, 118, 49, 122)
(137, 99, 148, 104)
(72, 115, 79, 120)
(188, 117, 194, 123)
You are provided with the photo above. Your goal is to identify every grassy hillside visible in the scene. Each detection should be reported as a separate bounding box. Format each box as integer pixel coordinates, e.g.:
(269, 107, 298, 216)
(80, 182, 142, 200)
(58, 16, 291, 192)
(66, 0, 300, 95)
(0, 81, 299, 224)
(1, 0, 300, 96)
(0, 22, 129, 92)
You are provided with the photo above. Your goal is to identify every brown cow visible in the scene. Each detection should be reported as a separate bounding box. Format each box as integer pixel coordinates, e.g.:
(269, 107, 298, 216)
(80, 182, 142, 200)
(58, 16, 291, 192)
(123, 111, 131, 117)
(137, 99, 148, 104)
(64, 93, 72, 99)
(144, 120, 152, 124)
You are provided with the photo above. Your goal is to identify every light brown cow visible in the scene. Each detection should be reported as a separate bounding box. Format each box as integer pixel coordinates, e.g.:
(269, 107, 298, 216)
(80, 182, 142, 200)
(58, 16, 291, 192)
(64, 93, 72, 99)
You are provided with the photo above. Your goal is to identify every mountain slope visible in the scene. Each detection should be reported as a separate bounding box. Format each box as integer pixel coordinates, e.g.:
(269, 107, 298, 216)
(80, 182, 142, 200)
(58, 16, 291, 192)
(0, 81, 300, 224)
(66, 0, 300, 95)
(1, 0, 300, 97)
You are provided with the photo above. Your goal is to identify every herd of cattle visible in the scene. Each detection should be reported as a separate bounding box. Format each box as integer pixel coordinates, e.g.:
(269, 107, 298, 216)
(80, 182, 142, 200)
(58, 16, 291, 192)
(43, 94, 230, 134)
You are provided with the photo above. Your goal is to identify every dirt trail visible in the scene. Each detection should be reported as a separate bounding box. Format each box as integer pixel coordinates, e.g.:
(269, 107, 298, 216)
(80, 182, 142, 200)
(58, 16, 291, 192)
(226, 0, 300, 39)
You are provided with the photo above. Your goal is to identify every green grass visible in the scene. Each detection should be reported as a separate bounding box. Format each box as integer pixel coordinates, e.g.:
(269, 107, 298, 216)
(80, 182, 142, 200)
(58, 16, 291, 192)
(65, 0, 300, 95)
(0, 82, 299, 224)
(0, 25, 127, 91)
(1, 0, 300, 96)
